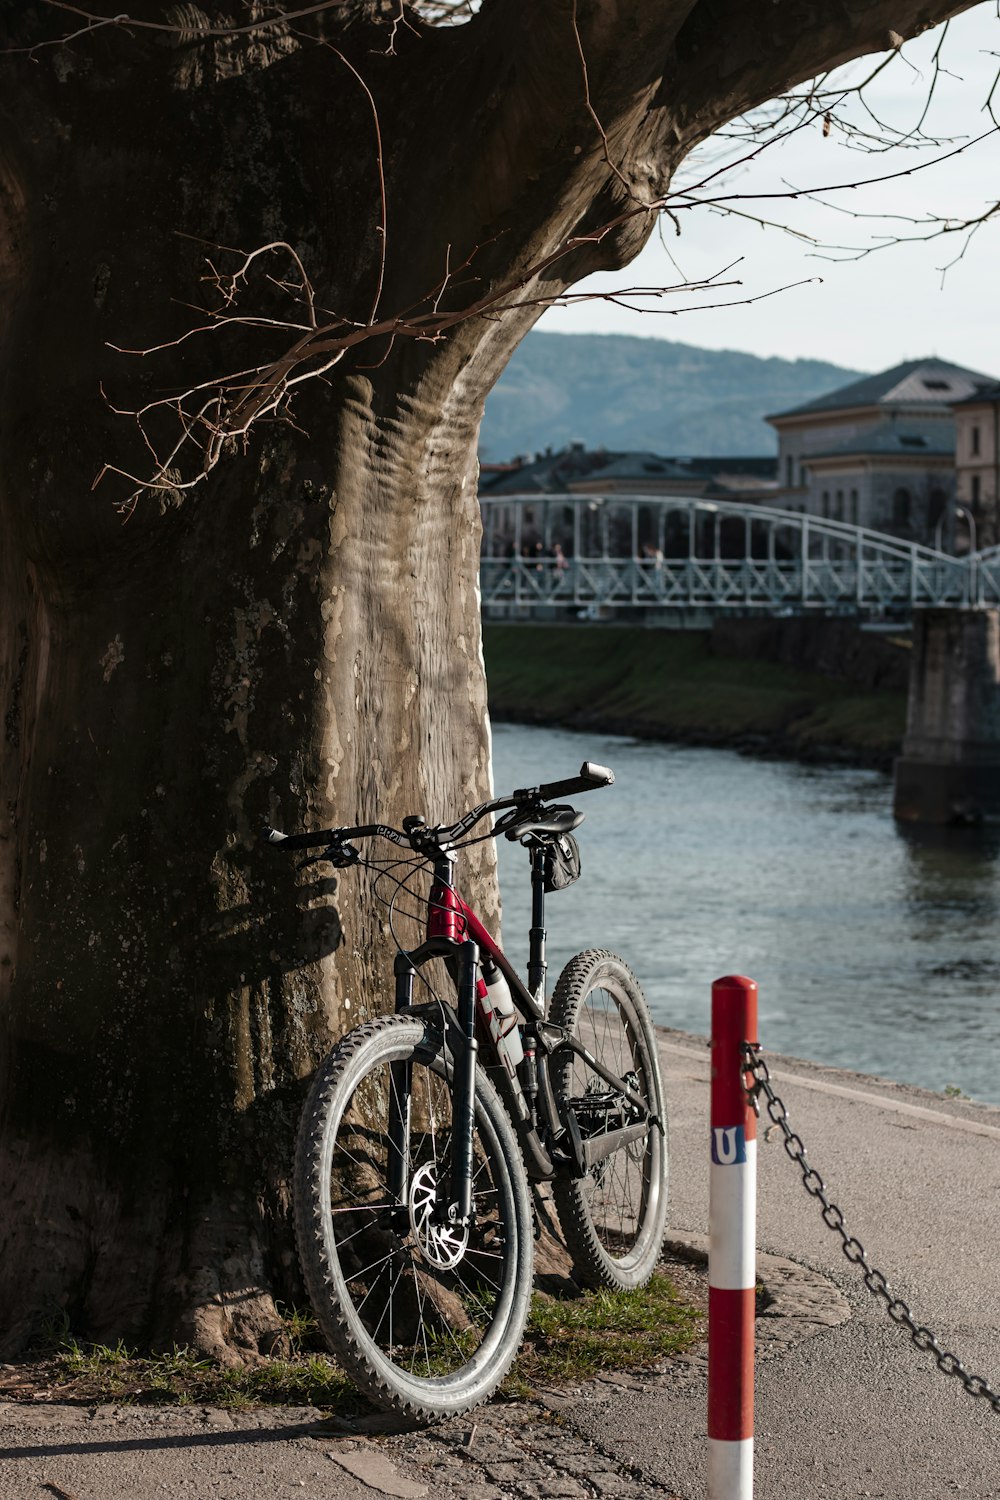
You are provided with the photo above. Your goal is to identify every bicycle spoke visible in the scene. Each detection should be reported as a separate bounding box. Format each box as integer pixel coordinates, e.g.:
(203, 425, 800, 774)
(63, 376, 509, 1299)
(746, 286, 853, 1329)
(299, 1033, 528, 1391)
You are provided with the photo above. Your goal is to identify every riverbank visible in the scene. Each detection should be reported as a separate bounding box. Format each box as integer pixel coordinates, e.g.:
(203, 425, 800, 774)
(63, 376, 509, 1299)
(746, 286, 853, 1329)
(483, 621, 908, 769)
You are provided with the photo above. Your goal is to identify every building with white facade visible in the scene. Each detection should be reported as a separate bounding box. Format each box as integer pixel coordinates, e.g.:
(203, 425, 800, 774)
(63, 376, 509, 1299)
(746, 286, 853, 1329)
(766, 358, 998, 542)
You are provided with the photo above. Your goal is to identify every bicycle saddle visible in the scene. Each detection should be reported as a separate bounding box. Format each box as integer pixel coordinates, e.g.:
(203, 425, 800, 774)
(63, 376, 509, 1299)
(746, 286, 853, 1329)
(502, 804, 585, 841)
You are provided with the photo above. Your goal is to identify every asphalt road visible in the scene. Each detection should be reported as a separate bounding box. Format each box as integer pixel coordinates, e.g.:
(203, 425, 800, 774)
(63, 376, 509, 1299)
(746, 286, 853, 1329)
(1, 1030, 998, 1499)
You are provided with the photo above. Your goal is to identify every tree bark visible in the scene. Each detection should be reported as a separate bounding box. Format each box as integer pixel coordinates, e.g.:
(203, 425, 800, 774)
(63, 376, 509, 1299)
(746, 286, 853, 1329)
(0, 0, 983, 1357)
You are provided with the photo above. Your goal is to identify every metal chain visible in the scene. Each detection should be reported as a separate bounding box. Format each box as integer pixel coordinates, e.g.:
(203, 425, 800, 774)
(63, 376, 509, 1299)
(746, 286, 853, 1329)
(742, 1042, 1000, 1415)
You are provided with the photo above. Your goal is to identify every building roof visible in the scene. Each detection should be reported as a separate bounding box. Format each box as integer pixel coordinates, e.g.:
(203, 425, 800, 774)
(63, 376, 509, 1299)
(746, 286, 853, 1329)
(479, 445, 777, 495)
(766, 358, 998, 423)
(952, 381, 1000, 407)
(479, 444, 611, 495)
(806, 420, 955, 463)
(685, 456, 778, 479)
(575, 451, 690, 482)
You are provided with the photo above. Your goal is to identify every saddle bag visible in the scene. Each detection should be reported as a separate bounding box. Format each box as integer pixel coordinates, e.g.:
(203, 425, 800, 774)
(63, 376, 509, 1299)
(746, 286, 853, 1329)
(543, 832, 582, 893)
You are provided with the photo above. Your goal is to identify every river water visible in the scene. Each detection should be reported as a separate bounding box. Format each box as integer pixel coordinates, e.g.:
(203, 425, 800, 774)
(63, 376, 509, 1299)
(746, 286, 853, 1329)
(491, 721, 1000, 1106)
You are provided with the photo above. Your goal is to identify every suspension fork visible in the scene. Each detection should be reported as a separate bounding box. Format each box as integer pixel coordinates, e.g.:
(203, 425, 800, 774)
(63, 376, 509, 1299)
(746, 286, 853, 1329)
(449, 937, 480, 1223)
(392, 930, 481, 1222)
(424, 851, 479, 1222)
(387, 959, 416, 1206)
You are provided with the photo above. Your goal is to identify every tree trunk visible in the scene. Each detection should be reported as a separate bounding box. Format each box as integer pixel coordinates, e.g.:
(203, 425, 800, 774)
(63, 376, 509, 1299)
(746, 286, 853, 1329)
(0, 0, 977, 1357)
(0, 362, 499, 1357)
(0, 12, 511, 1357)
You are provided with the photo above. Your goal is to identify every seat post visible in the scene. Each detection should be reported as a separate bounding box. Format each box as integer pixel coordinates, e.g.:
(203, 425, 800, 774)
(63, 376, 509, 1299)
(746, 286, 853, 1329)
(528, 845, 547, 1003)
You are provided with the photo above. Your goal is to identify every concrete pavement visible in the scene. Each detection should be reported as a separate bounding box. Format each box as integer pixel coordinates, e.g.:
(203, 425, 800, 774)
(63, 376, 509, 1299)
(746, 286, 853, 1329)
(2, 1028, 998, 1499)
(577, 1031, 1000, 1498)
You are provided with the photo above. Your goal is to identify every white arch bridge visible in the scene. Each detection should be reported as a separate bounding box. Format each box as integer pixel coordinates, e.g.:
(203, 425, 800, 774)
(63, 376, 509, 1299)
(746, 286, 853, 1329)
(479, 494, 1000, 616)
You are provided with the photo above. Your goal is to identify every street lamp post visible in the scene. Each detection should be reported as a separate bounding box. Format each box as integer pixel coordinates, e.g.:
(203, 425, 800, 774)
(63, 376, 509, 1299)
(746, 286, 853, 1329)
(937, 504, 977, 556)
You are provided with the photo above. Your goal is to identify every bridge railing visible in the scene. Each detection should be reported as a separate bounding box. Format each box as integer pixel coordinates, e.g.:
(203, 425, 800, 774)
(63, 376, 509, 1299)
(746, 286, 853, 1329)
(479, 494, 989, 612)
(480, 555, 974, 612)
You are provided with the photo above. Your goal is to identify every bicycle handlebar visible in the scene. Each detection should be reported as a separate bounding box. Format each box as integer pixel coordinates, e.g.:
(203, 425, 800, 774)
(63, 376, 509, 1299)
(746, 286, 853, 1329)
(516, 760, 615, 803)
(264, 821, 411, 852)
(264, 760, 615, 854)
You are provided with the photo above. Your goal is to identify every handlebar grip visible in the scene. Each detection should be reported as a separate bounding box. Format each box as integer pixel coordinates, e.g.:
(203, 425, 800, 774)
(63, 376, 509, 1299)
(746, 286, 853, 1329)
(528, 761, 616, 802)
(262, 821, 411, 852)
(263, 824, 340, 851)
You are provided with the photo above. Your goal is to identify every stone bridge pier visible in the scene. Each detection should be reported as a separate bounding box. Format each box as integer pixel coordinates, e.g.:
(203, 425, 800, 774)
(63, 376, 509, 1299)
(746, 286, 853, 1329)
(894, 609, 1000, 823)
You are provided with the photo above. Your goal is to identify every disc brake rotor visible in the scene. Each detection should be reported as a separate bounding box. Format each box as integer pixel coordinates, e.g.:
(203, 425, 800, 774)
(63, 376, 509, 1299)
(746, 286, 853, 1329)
(409, 1161, 469, 1270)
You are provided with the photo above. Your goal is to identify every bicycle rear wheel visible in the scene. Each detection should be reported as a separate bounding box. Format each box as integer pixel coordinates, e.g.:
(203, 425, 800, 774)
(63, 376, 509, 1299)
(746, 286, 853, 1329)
(549, 949, 668, 1290)
(294, 1013, 533, 1422)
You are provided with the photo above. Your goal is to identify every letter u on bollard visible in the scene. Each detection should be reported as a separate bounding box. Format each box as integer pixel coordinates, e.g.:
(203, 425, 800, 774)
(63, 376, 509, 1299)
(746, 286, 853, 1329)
(708, 975, 758, 1500)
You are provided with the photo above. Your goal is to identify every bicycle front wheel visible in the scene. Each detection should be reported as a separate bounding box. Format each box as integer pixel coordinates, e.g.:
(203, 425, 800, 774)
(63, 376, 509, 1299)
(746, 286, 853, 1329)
(550, 950, 668, 1290)
(294, 1014, 533, 1422)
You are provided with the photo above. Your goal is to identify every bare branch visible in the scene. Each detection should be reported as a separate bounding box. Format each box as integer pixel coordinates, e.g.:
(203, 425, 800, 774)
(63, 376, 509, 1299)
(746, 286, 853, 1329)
(19, 0, 997, 520)
(317, 41, 388, 325)
(19, 0, 482, 56)
(570, 0, 645, 207)
(97, 212, 816, 510)
(39, 0, 342, 42)
(671, 126, 997, 214)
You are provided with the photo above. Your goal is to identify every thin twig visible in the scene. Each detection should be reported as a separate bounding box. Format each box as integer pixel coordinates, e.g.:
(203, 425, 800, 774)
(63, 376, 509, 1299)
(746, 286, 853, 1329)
(31, 0, 341, 45)
(570, 0, 644, 205)
(317, 42, 388, 325)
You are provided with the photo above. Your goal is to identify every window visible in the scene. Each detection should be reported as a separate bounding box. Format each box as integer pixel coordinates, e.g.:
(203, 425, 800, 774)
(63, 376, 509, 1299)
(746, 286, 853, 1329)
(850, 489, 859, 526)
(972, 426, 981, 456)
(922, 378, 951, 391)
(821, 490, 830, 517)
(786, 455, 794, 487)
(972, 474, 982, 510)
(835, 489, 844, 521)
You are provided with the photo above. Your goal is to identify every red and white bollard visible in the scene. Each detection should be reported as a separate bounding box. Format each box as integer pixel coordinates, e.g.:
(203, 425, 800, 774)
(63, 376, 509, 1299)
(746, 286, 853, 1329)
(708, 975, 758, 1500)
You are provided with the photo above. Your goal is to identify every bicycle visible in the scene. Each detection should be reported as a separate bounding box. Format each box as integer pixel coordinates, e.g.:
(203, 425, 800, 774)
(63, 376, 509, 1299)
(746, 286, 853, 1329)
(266, 760, 668, 1422)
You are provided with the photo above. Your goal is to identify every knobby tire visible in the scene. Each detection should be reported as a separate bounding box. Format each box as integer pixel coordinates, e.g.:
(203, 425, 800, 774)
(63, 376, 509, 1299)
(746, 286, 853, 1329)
(550, 950, 669, 1290)
(294, 1014, 533, 1422)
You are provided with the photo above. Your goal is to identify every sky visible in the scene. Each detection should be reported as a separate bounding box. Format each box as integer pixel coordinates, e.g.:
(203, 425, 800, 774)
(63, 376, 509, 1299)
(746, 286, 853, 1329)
(537, 4, 1000, 378)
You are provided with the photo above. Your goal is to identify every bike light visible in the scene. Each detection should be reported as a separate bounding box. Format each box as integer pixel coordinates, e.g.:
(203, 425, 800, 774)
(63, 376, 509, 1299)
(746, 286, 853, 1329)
(581, 761, 615, 785)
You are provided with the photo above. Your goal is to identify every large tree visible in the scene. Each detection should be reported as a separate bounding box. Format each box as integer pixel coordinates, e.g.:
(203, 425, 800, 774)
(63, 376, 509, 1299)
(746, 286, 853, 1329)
(0, 0, 981, 1360)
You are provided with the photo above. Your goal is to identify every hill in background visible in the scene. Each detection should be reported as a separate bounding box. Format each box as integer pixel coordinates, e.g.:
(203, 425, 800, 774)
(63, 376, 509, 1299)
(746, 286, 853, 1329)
(481, 332, 863, 459)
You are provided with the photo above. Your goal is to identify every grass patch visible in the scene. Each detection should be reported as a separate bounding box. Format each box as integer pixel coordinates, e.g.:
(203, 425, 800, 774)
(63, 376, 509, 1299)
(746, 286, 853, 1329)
(789, 692, 906, 754)
(53, 1338, 356, 1411)
(504, 1271, 703, 1396)
(14, 1274, 703, 1411)
(483, 623, 906, 761)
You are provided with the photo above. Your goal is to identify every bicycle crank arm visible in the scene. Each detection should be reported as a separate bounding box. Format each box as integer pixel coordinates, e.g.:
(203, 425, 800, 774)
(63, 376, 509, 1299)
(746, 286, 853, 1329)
(551, 1031, 651, 1117)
